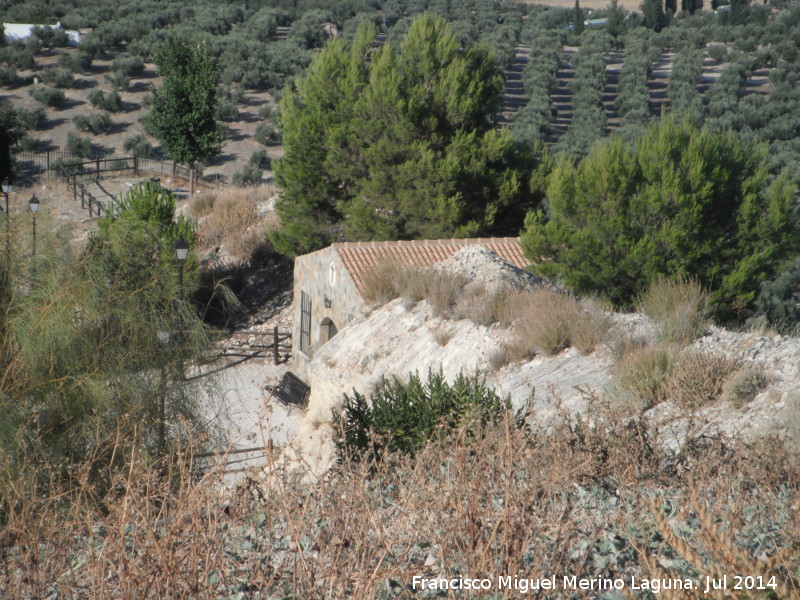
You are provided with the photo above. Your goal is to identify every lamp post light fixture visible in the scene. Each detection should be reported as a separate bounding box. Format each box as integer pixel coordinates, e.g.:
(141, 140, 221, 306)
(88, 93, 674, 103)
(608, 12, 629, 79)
(2, 178, 12, 258)
(29, 195, 39, 258)
(173, 237, 189, 297)
(1, 177, 12, 215)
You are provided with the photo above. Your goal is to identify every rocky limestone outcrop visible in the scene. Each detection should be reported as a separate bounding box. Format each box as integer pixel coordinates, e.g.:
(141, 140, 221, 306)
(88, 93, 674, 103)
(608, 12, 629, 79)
(281, 249, 800, 478)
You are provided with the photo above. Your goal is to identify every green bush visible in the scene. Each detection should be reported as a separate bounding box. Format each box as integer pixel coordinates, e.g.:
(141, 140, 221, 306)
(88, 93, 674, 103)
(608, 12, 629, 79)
(707, 44, 728, 63)
(333, 370, 530, 464)
(248, 147, 270, 169)
(72, 111, 111, 135)
(0, 66, 17, 86)
(58, 50, 93, 74)
(66, 131, 93, 157)
(104, 70, 130, 91)
(522, 117, 800, 322)
(232, 164, 262, 186)
(254, 122, 280, 146)
(88, 89, 122, 112)
(29, 86, 66, 108)
(40, 66, 74, 88)
(112, 56, 145, 77)
(753, 258, 800, 333)
(17, 106, 47, 130)
(214, 99, 239, 122)
(123, 134, 155, 158)
(18, 133, 42, 151)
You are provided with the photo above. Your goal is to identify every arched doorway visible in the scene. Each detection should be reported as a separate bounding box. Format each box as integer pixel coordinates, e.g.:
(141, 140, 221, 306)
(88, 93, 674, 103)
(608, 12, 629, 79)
(320, 317, 338, 344)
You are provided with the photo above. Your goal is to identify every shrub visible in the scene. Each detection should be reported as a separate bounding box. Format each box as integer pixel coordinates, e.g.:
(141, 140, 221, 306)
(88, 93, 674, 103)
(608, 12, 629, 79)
(232, 164, 262, 186)
(16, 107, 47, 130)
(112, 56, 145, 77)
(665, 350, 740, 410)
(18, 133, 42, 151)
(40, 66, 74, 88)
(258, 104, 274, 120)
(707, 44, 728, 63)
(188, 193, 216, 218)
(123, 134, 154, 158)
(66, 132, 93, 158)
(88, 89, 122, 112)
(498, 288, 610, 357)
(332, 369, 529, 464)
(215, 99, 238, 121)
(248, 148, 271, 170)
(754, 258, 800, 333)
(613, 343, 677, 409)
(0, 65, 17, 86)
(640, 277, 710, 346)
(254, 122, 280, 146)
(722, 367, 767, 408)
(58, 50, 93, 74)
(360, 263, 467, 317)
(104, 71, 129, 90)
(29, 86, 65, 108)
(72, 111, 111, 135)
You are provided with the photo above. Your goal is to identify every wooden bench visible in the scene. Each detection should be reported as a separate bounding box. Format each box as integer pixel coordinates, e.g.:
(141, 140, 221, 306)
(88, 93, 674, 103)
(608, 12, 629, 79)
(271, 371, 311, 408)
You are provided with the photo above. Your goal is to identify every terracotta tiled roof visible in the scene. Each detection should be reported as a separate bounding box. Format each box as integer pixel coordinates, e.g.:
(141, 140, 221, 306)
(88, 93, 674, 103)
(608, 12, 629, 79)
(328, 237, 528, 296)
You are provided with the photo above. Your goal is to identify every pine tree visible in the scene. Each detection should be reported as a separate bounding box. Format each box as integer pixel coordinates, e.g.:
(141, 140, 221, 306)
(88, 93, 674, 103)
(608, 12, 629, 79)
(272, 15, 540, 256)
(573, 0, 585, 36)
(521, 118, 800, 322)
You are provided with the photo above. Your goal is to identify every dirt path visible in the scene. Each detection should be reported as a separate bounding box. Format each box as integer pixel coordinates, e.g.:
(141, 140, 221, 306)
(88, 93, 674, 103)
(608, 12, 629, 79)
(499, 45, 530, 125)
(549, 47, 577, 141)
(603, 49, 624, 133)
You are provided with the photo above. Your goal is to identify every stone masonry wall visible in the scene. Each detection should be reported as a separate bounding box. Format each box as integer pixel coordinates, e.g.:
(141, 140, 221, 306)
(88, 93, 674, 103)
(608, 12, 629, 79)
(292, 248, 367, 382)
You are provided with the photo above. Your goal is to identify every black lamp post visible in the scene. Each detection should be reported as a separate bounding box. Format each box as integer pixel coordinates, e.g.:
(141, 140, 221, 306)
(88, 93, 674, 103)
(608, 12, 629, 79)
(173, 237, 189, 297)
(29, 195, 39, 258)
(2, 178, 12, 257)
(172, 237, 189, 388)
(1, 177, 11, 215)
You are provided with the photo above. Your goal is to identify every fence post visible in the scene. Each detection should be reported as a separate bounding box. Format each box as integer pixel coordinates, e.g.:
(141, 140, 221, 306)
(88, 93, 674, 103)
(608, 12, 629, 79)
(133, 155, 139, 176)
(72, 177, 77, 202)
(46, 150, 50, 172)
(95, 159, 100, 179)
(88, 195, 93, 217)
(273, 327, 279, 365)
(80, 188, 85, 209)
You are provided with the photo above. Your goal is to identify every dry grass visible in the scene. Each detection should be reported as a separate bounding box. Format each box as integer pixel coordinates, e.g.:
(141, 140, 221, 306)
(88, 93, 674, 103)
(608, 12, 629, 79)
(2, 409, 798, 599)
(188, 192, 216, 218)
(614, 343, 679, 408)
(665, 350, 740, 410)
(362, 264, 611, 362)
(722, 366, 767, 408)
(360, 261, 468, 317)
(640, 277, 710, 347)
(194, 185, 275, 262)
(498, 288, 611, 357)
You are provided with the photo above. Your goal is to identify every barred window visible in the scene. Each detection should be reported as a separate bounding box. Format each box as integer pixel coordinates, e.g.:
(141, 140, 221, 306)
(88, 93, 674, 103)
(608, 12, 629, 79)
(299, 291, 312, 355)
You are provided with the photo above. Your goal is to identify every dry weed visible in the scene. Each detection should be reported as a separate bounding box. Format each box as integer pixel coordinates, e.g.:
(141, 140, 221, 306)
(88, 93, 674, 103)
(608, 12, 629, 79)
(640, 277, 710, 347)
(360, 259, 403, 304)
(721, 366, 767, 408)
(614, 343, 678, 408)
(498, 288, 610, 356)
(2, 411, 798, 599)
(665, 350, 740, 410)
(188, 192, 216, 218)
(195, 186, 274, 262)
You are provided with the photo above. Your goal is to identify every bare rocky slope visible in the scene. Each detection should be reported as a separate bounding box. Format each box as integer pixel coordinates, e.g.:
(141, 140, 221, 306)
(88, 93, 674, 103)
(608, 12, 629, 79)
(276, 248, 800, 478)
